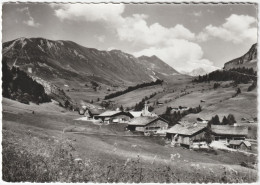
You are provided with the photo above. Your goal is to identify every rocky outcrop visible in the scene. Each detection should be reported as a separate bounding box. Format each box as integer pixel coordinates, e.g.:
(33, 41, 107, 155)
(224, 43, 257, 70)
(31, 76, 72, 106)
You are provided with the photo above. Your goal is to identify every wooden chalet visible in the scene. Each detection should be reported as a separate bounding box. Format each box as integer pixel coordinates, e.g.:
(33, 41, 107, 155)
(95, 111, 134, 124)
(166, 123, 207, 148)
(211, 125, 248, 143)
(84, 108, 106, 119)
(228, 140, 252, 150)
(127, 116, 169, 135)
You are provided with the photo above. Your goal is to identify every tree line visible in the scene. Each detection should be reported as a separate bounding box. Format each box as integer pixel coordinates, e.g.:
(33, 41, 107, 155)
(208, 114, 236, 125)
(104, 79, 163, 100)
(204, 114, 237, 144)
(161, 105, 202, 127)
(133, 92, 157, 111)
(2, 59, 50, 104)
(193, 67, 257, 84)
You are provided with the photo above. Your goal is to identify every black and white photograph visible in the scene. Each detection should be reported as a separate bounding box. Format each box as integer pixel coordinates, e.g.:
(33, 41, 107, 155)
(1, 1, 258, 183)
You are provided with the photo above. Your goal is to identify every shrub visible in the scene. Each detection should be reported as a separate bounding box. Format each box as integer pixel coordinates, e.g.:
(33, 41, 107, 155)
(213, 83, 220, 89)
(248, 81, 257, 91)
(19, 97, 30, 105)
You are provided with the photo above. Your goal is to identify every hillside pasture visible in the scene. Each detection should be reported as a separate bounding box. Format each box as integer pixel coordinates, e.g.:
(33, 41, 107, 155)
(2, 98, 257, 182)
(153, 81, 257, 122)
(183, 87, 257, 122)
(109, 85, 164, 108)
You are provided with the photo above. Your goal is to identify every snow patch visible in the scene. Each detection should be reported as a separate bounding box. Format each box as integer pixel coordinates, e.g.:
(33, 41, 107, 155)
(57, 41, 64, 46)
(149, 75, 157, 82)
(37, 62, 53, 71)
(21, 40, 27, 48)
(73, 49, 86, 59)
(37, 45, 45, 53)
(3, 39, 20, 54)
(46, 40, 53, 50)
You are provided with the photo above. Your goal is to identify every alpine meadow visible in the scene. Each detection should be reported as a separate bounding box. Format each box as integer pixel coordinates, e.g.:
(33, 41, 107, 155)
(1, 2, 258, 183)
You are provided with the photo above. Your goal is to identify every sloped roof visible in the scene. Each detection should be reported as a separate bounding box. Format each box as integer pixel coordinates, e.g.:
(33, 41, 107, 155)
(242, 141, 251, 147)
(98, 111, 121, 117)
(167, 124, 207, 136)
(97, 111, 133, 118)
(128, 116, 166, 126)
(88, 108, 105, 115)
(211, 125, 248, 136)
(229, 140, 251, 147)
(229, 140, 243, 145)
(129, 111, 143, 118)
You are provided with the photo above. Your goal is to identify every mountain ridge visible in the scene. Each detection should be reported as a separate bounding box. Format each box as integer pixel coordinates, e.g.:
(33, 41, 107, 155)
(224, 43, 257, 70)
(3, 37, 180, 88)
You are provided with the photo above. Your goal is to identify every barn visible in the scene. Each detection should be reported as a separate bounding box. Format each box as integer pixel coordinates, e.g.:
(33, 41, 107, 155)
(229, 140, 252, 151)
(95, 111, 134, 124)
(127, 116, 169, 135)
(211, 125, 248, 143)
(166, 123, 207, 148)
(84, 108, 105, 119)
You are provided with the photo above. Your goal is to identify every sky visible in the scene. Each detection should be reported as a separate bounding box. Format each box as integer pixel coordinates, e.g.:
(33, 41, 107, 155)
(2, 3, 258, 73)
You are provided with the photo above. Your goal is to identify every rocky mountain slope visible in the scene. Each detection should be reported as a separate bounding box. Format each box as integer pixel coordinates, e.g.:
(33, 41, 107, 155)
(3, 37, 179, 88)
(224, 43, 257, 70)
(138, 55, 179, 80)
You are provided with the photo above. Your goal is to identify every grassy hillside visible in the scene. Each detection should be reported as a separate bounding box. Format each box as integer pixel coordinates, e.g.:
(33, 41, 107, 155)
(153, 81, 257, 120)
(109, 85, 164, 108)
(2, 98, 257, 182)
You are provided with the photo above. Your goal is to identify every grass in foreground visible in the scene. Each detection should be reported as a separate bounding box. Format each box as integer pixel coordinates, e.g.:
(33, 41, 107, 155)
(2, 130, 257, 183)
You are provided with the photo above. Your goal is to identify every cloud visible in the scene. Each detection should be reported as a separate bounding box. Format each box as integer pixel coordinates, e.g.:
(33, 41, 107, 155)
(50, 4, 217, 73)
(51, 4, 125, 26)
(116, 13, 215, 73)
(134, 39, 218, 73)
(95, 35, 105, 43)
(51, 4, 195, 45)
(117, 14, 195, 46)
(17, 7, 40, 27)
(197, 14, 257, 43)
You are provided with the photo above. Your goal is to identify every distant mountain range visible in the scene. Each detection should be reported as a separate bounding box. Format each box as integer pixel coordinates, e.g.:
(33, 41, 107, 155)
(182, 68, 208, 77)
(224, 43, 257, 71)
(2, 37, 179, 88)
(185, 43, 258, 77)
